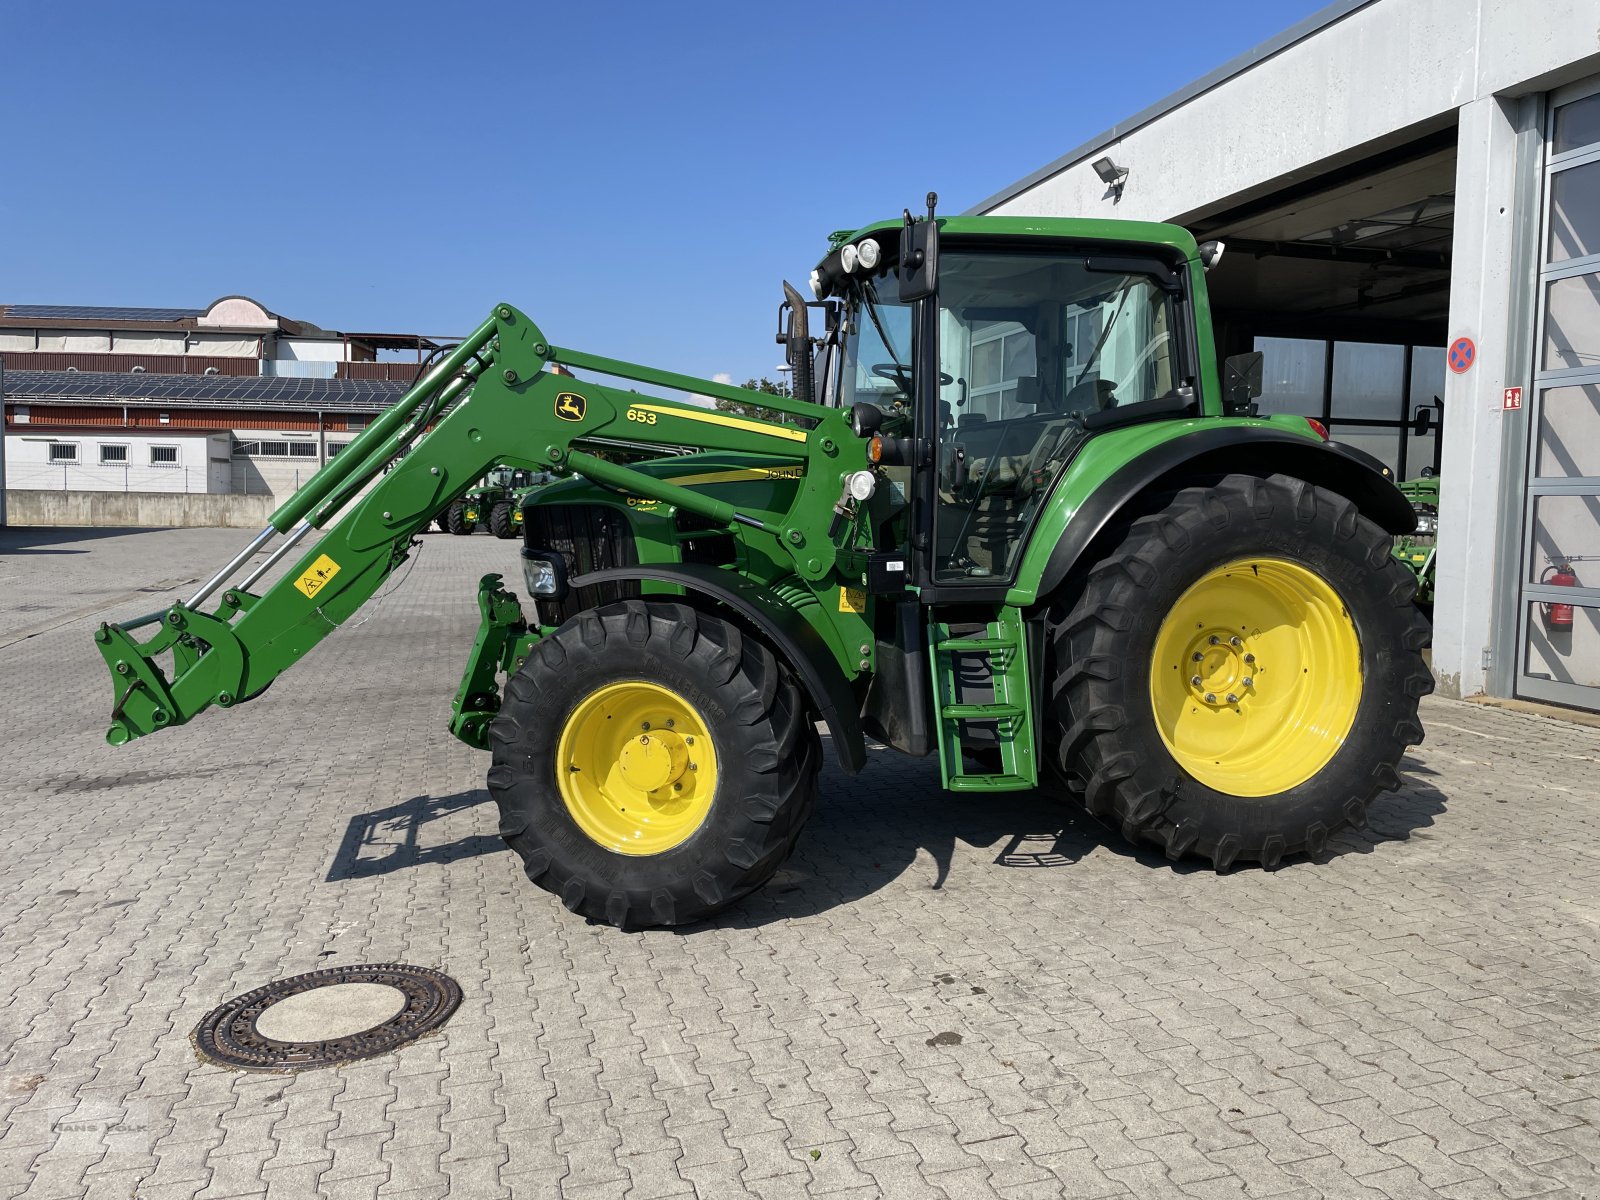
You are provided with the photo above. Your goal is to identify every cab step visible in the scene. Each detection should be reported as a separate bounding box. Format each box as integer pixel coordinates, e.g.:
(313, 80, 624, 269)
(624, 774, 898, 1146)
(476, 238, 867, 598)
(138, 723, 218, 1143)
(929, 608, 1038, 792)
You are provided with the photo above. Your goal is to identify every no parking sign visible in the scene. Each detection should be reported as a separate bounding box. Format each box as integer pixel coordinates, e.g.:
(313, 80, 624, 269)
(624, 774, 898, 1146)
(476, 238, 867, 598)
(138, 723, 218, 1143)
(1448, 336, 1476, 373)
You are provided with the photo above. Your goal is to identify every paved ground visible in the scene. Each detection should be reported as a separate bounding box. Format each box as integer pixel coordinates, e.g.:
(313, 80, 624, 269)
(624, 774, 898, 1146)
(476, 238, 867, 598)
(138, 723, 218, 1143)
(2, 524, 1599, 1200)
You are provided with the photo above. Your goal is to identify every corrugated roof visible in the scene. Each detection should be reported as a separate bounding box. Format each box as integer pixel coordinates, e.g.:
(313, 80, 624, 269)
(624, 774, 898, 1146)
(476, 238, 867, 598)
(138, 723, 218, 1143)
(1, 304, 207, 322)
(0, 369, 409, 411)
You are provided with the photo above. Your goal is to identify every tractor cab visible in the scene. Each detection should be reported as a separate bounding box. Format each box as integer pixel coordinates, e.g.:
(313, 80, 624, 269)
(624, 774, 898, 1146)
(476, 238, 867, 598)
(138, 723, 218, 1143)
(809, 209, 1206, 595)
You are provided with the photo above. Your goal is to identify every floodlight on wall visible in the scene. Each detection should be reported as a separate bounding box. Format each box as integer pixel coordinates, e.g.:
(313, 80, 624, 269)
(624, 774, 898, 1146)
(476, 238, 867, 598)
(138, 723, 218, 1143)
(1091, 155, 1129, 202)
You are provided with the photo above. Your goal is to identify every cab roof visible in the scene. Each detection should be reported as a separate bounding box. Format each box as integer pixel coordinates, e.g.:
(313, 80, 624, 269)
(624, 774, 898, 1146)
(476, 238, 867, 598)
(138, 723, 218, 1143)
(828, 214, 1201, 264)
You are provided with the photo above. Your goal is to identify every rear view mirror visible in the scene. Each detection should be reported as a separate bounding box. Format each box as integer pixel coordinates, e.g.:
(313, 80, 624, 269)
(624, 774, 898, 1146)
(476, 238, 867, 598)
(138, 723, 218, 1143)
(899, 193, 940, 302)
(1223, 352, 1264, 415)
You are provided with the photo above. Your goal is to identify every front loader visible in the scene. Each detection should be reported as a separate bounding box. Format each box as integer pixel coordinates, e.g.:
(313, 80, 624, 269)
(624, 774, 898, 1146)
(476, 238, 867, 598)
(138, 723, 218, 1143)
(95, 200, 1430, 928)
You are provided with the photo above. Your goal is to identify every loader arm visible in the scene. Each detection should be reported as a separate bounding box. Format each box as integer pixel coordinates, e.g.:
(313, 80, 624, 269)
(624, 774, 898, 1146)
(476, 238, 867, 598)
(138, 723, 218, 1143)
(95, 303, 867, 746)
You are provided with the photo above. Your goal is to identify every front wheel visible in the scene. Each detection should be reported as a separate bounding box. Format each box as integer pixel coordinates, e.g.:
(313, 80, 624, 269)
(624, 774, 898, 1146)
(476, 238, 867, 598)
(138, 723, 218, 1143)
(487, 601, 820, 928)
(1049, 473, 1431, 869)
(489, 502, 515, 539)
(445, 500, 473, 536)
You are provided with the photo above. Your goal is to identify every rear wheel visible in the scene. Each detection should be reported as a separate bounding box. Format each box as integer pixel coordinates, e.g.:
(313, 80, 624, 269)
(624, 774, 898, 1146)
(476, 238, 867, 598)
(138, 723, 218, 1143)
(1048, 473, 1430, 868)
(445, 500, 473, 536)
(489, 502, 515, 539)
(488, 600, 820, 928)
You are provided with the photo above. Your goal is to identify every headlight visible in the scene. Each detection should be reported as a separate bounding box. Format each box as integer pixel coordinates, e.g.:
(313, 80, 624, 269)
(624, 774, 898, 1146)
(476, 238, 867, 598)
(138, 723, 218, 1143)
(846, 470, 877, 502)
(856, 238, 881, 270)
(1412, 504, 1437, 536)
(520, 547, 569, 599)
(840, 244, 859, 274)
(809, 268, 825, 299)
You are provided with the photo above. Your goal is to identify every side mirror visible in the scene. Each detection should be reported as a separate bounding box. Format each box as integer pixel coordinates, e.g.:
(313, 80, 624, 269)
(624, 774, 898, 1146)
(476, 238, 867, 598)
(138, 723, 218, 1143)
(1223, 351, 1264, 415)
(899, 194, 940, 302)
(1411, 406, 1435, 437)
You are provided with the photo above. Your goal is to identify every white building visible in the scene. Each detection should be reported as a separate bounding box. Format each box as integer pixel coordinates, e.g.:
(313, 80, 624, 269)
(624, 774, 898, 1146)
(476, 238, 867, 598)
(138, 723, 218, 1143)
(4, 430, 231, 493)
(972, 0, 1600, 712)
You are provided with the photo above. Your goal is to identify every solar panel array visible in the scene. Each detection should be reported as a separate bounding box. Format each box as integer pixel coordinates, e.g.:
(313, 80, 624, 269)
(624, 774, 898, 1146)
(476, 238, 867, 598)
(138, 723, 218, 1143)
(2, 304, 207, 322)
(1, 370, 409, 411)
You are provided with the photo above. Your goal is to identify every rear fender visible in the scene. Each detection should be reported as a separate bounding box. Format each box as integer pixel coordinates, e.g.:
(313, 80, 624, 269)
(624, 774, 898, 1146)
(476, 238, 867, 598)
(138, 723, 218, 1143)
(1023, 425, 1416, 604)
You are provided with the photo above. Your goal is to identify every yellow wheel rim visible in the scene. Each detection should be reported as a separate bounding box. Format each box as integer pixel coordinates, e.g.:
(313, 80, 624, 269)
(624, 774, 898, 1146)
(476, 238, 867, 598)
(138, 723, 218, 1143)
(1149, 558, 1361, 798)
(556, 681, 719, 855)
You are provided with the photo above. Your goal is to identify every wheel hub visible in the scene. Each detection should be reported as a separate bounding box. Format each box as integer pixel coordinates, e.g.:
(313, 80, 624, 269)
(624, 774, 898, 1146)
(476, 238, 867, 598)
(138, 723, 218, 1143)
(617, 729, 689, 792)
(1186, 632, 1257, 706)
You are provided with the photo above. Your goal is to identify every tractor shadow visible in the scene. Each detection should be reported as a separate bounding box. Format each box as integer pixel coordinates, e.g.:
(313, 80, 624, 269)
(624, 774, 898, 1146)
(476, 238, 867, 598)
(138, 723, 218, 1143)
(702, 744, 1448, 931)
(326, 789, 501, 881)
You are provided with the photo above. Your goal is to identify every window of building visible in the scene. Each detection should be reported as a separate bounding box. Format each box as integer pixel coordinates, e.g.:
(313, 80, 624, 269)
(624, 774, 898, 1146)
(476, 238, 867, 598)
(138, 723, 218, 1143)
(327, 442, 350, 457)
(236, 440, 288, 457)
(48, 443, 79, 463)
(100, 444, 129, 464)
(288, 441, 318, 458)
(150, 445, 179, 466)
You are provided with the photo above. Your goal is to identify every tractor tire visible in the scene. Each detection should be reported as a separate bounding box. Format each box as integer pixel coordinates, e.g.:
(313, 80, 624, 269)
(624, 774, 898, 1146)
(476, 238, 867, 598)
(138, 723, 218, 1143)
(1047, 472, 1431, 870)
(445, 500, 473, 536)
(489, 502, 515, 540)
(487, 600, 821, 928)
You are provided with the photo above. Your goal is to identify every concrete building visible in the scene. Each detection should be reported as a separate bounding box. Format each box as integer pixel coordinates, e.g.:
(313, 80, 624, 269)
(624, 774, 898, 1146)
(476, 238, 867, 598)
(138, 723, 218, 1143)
(1, 296, 449, 500)
(972, 0, 1600, 712)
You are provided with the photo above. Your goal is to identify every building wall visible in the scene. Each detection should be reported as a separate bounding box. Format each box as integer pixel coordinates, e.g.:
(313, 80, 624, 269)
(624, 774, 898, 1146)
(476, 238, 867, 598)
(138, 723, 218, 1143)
(979, 0, 1600, 226)
(4, 431, 230, 493)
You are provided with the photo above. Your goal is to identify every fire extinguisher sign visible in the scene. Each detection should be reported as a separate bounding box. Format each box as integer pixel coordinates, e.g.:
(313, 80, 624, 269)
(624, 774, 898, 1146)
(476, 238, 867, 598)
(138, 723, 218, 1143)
(1503, 386, 1523, 411)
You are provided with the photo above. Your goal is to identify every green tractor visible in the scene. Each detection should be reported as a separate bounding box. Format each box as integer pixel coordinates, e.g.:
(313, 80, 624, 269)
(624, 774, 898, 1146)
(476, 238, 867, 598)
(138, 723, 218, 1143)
(437, 466, 547, 537)
(94, 200, 1430, 928)
(1391, 471, 1439, 614)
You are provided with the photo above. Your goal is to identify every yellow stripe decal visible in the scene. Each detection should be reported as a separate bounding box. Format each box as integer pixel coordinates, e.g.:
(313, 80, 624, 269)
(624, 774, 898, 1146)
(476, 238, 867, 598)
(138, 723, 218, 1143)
(670, 466, 806, 487)
(634, 403, 808, 443)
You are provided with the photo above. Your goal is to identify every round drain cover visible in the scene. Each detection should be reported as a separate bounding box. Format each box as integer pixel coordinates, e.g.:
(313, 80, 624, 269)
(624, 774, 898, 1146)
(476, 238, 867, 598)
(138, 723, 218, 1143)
(193, 963, 461, 1072)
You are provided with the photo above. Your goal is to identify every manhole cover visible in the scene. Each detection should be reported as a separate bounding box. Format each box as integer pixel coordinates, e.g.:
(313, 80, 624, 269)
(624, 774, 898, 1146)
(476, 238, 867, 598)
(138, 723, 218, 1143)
(193, 963, 461, 1072)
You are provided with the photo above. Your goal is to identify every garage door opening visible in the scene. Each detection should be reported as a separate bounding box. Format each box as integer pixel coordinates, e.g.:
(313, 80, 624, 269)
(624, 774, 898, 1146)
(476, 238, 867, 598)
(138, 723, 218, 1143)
(1192, 130, 1457, 483)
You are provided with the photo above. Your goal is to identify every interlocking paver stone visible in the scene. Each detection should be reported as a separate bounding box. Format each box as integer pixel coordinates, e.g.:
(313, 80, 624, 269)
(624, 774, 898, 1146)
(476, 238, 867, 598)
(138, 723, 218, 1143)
(4, 525, 1600, 1198)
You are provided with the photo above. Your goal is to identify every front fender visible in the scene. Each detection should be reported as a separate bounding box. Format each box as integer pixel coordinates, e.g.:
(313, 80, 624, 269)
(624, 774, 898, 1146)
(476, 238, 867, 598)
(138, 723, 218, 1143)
(569, 563, 867, 775)
(1012, 420, 1416, 606)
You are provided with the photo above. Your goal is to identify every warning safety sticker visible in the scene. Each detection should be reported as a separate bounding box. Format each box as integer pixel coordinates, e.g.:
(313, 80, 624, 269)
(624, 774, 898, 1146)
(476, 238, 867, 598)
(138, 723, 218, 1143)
(294, 553, 342, 599)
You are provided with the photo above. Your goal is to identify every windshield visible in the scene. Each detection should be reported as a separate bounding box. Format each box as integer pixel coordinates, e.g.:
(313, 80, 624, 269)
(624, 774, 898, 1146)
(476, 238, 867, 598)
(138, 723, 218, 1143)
(933, 249, 1185, 583)
(839, 274, 913, 413)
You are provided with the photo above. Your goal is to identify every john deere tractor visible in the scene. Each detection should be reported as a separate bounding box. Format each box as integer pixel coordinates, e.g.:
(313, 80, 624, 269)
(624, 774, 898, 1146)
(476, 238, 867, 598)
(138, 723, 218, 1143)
(437, 466, 548, 537)
(95, 199, 1430, 928)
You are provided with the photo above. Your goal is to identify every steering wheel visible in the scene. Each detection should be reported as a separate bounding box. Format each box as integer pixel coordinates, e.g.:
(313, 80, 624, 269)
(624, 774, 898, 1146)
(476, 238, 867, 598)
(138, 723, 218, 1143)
(872, 363, 954, 391)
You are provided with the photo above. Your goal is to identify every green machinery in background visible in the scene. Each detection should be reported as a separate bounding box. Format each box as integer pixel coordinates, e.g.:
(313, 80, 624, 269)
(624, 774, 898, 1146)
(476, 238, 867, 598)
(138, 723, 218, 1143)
(94, 199, 1430, 928)
(438, 465, 553, 538)
(1392, 472, 1439, 613)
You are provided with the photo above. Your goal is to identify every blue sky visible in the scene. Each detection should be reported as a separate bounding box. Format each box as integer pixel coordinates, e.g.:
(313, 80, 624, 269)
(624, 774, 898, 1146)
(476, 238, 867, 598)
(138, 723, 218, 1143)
(3, 1, 1326, 385)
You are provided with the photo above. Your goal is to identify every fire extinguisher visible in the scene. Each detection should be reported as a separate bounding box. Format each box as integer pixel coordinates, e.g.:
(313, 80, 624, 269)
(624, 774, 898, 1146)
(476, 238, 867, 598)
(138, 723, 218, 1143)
(1541, 560, 1577, 631)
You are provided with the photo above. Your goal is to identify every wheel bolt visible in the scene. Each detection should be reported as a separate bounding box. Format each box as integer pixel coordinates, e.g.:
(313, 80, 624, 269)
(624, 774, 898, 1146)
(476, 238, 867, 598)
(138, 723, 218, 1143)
(1192, 652, 1203, 662)
(1204, 692, 1216, 704)
(1244, 653, 1256, 664)
(1230, 636, 1242, 647)
(1243, 677, 1254, 687)
(641, 722, 650, 730)
(685, 736, 695, 746)
(673, 783, 682, 792)
(665, 719, 675, 728)
(1191, 675, 1203, 687)
(1225, 693, 1239, 704)
(688, 763, 697, 771)
(1208, 635, 1219, 646)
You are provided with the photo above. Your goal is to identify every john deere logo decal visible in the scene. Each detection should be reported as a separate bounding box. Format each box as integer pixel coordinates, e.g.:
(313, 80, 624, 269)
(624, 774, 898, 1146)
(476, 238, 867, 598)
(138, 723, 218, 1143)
(555, 392, 585, 422)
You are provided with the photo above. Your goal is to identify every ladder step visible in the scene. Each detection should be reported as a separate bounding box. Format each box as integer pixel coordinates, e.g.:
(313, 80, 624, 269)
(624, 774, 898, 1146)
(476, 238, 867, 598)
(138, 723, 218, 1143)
(937, 637, 1015, 652)
(947, 774, 1034, 791)
(940, 703, 1024, 720)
